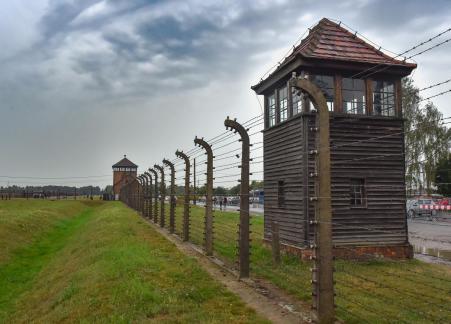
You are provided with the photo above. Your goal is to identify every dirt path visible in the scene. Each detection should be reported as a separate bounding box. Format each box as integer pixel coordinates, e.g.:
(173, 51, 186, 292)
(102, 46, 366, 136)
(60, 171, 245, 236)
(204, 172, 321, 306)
(144, 218, 311, 324)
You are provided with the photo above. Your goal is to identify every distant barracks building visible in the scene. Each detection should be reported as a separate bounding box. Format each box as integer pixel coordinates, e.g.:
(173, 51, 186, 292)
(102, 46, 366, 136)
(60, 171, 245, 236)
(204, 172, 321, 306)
(252, 18, 416, 259)
(112, 155, 138, 200)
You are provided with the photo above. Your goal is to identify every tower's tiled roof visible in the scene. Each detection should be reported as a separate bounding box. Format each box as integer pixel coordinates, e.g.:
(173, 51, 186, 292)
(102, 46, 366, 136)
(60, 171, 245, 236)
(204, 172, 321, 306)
(252, 18, 416, 91)
(112, 155, 138, 168)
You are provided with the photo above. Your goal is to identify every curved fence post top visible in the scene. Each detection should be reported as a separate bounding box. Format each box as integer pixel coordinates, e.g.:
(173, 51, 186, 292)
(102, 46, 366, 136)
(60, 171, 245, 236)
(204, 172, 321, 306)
(194, 136, 213, 156)
(154, 164, 164, 173)
(163, 159, 175, 170)
(290, 73, 329, 115)
(224, 117, 250, 142)
(175, 150, 189, 161)
(144, 171, 152, 179)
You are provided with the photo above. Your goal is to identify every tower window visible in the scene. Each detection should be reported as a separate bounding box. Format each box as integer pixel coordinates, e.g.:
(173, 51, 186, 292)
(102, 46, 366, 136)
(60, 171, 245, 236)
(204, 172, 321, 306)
(350, 179, 366, 207)
(279, 87, 288, 122)
(268, 94, 276, 127)
(343, 78, 366, 114)
(373, 80, 395, 116)
(311, 75, 334, 112)
(292, 87, 304, 115)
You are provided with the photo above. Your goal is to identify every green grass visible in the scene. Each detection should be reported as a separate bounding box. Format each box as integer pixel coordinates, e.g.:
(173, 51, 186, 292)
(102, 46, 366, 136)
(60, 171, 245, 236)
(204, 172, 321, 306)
(0, 200, 267, 323)
(0, 199, 87, 265)
(171, 204, 451, 323)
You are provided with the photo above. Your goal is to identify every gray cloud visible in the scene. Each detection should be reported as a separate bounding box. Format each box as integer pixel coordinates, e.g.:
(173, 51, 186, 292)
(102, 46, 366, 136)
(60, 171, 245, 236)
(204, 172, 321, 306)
(0, 0, 450, 187)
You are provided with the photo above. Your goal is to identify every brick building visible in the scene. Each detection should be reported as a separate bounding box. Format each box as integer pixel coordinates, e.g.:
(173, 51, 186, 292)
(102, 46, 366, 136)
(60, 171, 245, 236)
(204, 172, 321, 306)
(112, 155, 138, 200)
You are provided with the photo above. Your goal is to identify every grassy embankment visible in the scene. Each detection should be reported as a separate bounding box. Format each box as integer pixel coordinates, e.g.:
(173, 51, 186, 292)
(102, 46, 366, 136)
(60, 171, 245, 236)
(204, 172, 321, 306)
(171, 204, 451, 323)
(0, 199, 267, 323)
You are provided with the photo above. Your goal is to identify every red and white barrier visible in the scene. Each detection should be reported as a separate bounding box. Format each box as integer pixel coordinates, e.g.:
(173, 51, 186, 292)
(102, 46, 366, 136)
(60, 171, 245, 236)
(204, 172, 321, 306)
(420, 204, 451, 210)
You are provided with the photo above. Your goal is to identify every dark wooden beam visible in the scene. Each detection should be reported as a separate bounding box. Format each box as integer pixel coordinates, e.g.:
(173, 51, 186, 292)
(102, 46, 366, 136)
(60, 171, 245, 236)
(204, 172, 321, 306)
(334, 74, 343, 113)
(366, 79, 373, 115)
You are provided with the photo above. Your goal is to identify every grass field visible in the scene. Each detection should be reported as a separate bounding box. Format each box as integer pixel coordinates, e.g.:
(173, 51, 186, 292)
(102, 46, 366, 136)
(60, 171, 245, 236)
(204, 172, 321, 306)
(172, 204, 451, 323)
(0, 200, 267, 323)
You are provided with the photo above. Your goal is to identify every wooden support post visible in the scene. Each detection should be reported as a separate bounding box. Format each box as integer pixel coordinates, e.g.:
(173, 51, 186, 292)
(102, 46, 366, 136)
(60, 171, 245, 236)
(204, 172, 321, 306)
(292, 75, 335, 324)
(176, 150, 191, 242)
(149, 169, 159, 224)
(271, 221, 281, 265)
(224, 117, 250, 278)
(194, 137, 214, 256)
(154, 165, 166, 228)
(163, 159, 176, 234)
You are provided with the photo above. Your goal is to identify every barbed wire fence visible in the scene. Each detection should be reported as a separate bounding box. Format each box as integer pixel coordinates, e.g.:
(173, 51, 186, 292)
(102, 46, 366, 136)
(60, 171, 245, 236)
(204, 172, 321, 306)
(118, 22, 451, 322)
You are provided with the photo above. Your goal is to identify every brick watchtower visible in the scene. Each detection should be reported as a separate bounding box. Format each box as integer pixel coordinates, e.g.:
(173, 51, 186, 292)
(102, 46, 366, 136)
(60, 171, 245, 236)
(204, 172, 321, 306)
(112, 155, 138, 200)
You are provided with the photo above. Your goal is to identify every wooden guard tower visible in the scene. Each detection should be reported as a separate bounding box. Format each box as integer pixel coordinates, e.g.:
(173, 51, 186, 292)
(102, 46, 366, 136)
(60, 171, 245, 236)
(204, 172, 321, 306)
(252, 18, 417, 259)
(112, 155, 138, 200)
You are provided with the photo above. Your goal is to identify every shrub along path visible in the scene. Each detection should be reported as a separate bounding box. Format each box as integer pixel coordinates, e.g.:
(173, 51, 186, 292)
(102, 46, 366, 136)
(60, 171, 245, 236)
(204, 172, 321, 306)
(0, 200, 267, 323)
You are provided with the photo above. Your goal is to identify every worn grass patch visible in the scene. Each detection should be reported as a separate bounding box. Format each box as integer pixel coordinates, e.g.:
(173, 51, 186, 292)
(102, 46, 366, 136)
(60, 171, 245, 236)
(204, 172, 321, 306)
(172, 204, 451, 323)
(0, 206, 93, 321)
(0, 199, 87, 265)
(4, 201, 266, 323)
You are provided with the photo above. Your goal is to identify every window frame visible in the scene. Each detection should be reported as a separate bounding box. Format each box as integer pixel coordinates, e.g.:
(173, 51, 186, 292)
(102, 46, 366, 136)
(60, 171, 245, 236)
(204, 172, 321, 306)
(310, 74, 335, 112)
(278, 86, 288, 122)
(267, 94, 276, 128)
(350, 178, 367, 208)
(342, 78, 367, 115)
(372, 79, 396, 117)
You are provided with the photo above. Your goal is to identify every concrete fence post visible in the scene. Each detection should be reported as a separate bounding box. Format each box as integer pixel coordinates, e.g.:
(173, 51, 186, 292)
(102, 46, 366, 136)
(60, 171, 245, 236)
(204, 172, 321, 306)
(225, 117, 250, 278)
(154, 165, 166, 228)
(176, 150, 191, 241)
(292, 75, 335, 323)
(142, 174, 149, 217)
(145, 172, 153, 219)
(194, 136, 214, 256)
(163, 159, 176, 234)
(148, 168, 159, 224)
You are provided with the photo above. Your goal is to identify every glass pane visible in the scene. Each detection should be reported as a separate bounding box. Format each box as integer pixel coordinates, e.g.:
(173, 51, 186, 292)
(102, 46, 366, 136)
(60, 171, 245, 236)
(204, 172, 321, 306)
(342, 78, 366, 115)
(373, 80, 395, 116)
(311, 75, 334, 112)
(292, 88, 304, 115)
(268, 94, 276, 127)
(279, 87, 288, 122)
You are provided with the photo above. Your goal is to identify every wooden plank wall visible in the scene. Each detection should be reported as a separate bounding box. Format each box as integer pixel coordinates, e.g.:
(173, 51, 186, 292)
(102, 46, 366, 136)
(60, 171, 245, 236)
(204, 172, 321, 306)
(263, 116, 306, 247)
(264, 113, 408, 247)
(327, 115, 408, 245)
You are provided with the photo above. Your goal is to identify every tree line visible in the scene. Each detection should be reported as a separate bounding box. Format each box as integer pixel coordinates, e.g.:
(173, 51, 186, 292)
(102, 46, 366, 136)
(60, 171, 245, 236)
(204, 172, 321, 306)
(403, 77, 451, 196)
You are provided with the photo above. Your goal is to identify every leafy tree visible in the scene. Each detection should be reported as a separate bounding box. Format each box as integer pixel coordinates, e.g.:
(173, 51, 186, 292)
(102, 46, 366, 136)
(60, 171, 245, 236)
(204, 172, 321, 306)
(229, 184, 240, 195)
(403, 77, 451, 195)
(403, 77, 422, 194)
(417, 102, 450, 193)
(250, 180, 264, 190)
(213, 186, 227, 195)
(434, 154, 451, 196)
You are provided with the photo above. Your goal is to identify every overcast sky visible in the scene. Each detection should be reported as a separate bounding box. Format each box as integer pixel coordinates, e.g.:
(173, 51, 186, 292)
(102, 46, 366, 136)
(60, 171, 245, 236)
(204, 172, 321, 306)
(0, 0, 450, 188)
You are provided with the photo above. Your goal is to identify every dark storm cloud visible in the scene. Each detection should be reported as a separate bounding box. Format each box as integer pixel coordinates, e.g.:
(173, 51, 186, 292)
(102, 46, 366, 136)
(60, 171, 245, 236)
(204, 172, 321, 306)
(0, 0, 450, 186)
